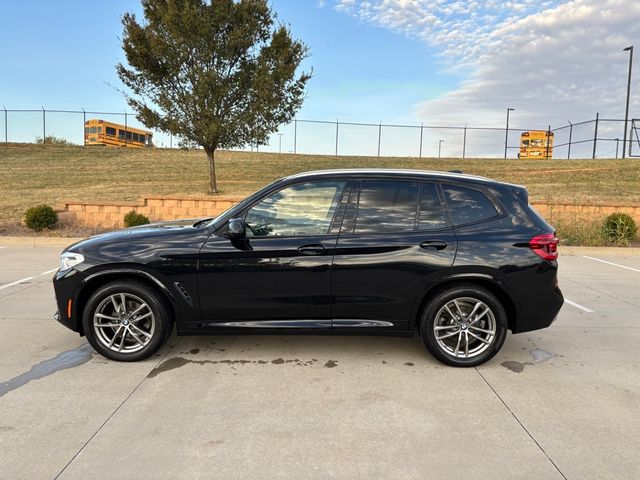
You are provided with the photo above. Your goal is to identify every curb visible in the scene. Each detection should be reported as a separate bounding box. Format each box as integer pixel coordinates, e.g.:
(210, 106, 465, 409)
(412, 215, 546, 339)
(0, 236, 83, 248)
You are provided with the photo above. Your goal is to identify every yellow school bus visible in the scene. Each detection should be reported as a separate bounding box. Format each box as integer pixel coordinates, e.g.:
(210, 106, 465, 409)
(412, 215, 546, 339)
(519, 130, 553, 159)
(84, 119, 153, 148)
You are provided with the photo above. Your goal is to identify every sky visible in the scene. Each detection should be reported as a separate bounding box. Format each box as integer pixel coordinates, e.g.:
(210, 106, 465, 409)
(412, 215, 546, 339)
(0, 0, 639, 158)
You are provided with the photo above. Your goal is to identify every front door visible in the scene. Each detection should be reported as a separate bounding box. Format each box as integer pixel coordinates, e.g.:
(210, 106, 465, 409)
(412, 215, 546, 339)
(331, 179, 457, 331)
(198, 179, 350, 327)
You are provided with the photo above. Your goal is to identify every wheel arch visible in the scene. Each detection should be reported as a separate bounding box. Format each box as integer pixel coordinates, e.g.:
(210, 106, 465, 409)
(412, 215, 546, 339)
(412, 274, 518, 332)
(74, 269, 177, 336)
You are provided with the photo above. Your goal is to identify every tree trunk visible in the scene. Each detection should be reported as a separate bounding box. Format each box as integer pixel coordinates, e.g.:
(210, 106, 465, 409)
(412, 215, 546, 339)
(206, 148, 218, 194)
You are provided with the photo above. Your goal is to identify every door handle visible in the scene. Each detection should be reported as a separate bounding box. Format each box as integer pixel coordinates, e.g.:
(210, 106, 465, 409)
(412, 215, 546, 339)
(419, 240, 448, 251)
(297, 244, 327, 255)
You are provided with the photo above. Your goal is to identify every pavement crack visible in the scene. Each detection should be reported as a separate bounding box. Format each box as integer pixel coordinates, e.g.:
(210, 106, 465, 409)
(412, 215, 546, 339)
(475, 367, 568, 480)
(53, 337, 183, 479)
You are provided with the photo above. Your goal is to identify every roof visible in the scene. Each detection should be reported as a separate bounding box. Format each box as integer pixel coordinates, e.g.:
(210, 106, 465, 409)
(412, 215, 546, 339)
(283, 168, 499, 185)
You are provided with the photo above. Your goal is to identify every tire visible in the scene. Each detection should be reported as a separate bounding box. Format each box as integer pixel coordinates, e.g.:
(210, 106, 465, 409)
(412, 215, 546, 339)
(420, 284, 507, 367)
(82, 280, 173, 362)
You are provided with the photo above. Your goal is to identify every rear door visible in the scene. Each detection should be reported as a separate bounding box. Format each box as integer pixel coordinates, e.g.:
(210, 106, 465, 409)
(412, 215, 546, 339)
(331, 179, 457, 331)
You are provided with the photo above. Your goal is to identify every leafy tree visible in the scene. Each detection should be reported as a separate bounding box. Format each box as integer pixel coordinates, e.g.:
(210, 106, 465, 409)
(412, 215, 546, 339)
(117, 0, 311, 193)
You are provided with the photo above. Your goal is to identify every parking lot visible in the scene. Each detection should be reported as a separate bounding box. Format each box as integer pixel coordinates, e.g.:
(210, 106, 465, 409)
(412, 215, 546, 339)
(1, 244, 639, 479)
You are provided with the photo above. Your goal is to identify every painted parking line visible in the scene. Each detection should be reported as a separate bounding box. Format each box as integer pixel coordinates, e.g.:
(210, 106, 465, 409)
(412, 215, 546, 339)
(564, 298, 594, 313)
(0, 268, 58, 291)
(0, 276, 35, 291)
(583, 256, 640, 273)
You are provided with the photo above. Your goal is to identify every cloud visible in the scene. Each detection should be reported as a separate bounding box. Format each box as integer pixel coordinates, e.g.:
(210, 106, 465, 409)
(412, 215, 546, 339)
(334, 0, 640, 157)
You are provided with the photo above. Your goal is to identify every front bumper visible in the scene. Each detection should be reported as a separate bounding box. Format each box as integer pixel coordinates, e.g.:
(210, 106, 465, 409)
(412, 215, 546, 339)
(53, 268, 86, 334)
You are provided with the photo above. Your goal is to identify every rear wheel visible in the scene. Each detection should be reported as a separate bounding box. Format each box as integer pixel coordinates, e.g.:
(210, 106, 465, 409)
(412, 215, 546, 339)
(82, 281, 172, 362)
(420, 285, 507, 367)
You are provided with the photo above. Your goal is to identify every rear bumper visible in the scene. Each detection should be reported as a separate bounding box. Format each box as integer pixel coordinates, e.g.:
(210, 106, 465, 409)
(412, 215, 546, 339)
(512, 284, 564, 334)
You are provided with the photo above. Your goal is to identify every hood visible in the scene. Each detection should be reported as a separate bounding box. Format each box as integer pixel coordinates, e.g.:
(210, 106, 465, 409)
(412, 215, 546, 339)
(64, 218, 212, 255)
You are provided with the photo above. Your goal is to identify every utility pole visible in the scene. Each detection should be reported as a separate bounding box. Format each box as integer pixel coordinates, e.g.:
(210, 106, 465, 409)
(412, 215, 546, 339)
(438, 139, 444, 159)
(505, 108, 514, 158)
(622, 46, 634, 158)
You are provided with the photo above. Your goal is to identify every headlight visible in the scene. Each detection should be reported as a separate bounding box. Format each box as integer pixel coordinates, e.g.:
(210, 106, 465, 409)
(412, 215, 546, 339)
(59, 252, 85, 272)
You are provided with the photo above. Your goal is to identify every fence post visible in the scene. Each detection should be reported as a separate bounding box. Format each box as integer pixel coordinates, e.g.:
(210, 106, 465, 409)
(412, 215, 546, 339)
(616, 138, 620, 158)
(3, 106, 6, 143)
(335, 119, 339, 156)
(463, 125, 467, 159)
(170, 133, 173, 149)
(567, 121, 573, 159)
(42, 106, 46, 142)
(592, 112, 599, 159)
(124, 111, 128, 147)
(418, 122, 423, 158)
(545, 125, 551, 159)
(82, 108, 86, 146)
(377, 121, 382, 157)
(294, 119, 297, 154)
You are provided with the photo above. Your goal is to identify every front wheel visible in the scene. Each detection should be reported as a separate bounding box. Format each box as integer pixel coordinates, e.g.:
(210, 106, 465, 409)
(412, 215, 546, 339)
(420, 285, 507, 367)
(82, 281, 172, 362)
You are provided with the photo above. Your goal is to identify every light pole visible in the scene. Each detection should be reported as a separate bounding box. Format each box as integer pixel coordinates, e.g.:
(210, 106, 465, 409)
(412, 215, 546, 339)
(438, 139, 444, 158)
(622, 46, 634, 158)
(277, 133, 284, 154)
(505, 107, 514, 158)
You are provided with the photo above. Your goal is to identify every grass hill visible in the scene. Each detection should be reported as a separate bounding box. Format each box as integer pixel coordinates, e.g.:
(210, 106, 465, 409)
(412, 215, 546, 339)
(1, 142, 639, 227)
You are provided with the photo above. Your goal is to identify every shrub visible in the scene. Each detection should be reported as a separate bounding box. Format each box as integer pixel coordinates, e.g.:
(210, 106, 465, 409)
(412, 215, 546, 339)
(24, 204, 58, 231)
(602, 212, 638, 246)
(124, 210, 150, 228)
(35, 135, 74, 145)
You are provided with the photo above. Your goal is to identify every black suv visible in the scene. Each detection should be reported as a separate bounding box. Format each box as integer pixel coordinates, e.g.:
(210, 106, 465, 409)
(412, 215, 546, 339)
(53, 169, 563, 367)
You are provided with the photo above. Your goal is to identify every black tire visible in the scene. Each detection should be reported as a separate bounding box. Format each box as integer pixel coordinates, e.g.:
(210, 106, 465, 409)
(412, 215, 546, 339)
(82, 280, 173, 362)
(420, 284, 507, 367)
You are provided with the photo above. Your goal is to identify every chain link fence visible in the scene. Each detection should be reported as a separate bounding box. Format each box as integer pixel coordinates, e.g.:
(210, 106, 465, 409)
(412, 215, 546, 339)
(0, 107, 637, 159)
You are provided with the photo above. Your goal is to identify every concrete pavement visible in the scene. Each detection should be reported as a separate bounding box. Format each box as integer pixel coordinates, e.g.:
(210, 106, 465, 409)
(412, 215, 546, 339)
(1, 245, 639, 479)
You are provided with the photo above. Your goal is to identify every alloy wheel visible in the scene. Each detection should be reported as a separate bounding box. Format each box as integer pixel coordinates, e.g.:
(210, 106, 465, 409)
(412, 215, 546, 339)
(432, 297, 497, 359)
(93, 292, 156, 354)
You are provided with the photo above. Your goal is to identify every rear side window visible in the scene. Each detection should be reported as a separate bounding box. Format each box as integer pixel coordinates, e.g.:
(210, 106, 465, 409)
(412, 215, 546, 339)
(443, 185, 498, 226)
(353, 180, 419, 234)
(418, 183, 447, 230)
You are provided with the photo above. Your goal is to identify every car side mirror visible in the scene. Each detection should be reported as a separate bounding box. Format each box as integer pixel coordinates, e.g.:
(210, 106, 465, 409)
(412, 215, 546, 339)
(228, 217, 246, 238)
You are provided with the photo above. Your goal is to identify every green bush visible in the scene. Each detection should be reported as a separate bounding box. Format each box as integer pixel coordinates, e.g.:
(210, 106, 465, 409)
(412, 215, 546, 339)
(602, 212, 638, 246)
(24, 204, 58, 231)
(124, 210, 150, 228)
(35, 135, 74, 145)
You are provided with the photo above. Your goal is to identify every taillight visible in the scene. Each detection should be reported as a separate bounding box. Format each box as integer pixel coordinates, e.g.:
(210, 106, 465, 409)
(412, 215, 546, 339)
(529, 233, 559, 261)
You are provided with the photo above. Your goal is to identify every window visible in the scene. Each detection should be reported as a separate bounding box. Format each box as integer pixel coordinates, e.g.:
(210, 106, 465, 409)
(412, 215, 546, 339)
(244, 181, 347, 237)
(89, 127, 97, 134)
(418, 183, 446, 230)
(126, 131, 133, 140)
(443, 185, 498, 226)
(106, 126, 116, 136)
(353, 180, 419, 234)
(139, 134, 146, 143)
(84, 127, 90, 134)
(118, 130, 125, 139)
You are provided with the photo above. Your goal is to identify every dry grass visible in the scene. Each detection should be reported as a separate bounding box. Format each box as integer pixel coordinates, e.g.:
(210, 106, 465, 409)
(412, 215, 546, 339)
(1, 143, 639, 227)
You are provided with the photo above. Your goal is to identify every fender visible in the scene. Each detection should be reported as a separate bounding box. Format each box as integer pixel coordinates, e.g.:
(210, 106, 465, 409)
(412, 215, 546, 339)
(72, 267, 179, 334)
(409, 272, 520, 330)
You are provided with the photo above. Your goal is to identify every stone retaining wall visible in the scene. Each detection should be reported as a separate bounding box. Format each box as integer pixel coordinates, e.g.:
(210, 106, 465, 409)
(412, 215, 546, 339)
(59, 196, 640, 229)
